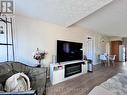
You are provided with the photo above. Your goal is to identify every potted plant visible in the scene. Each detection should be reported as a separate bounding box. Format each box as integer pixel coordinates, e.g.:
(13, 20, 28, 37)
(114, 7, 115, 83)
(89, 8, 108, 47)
(33, 48, 47, 67)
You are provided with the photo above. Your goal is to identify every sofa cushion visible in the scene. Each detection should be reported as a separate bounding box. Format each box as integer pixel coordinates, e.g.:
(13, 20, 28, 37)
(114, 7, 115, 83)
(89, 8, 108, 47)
(0, 62, 12, 76)
(0, 83, 3, 91)
(0, 71, 14, 84)
(11, 62, 30, 74)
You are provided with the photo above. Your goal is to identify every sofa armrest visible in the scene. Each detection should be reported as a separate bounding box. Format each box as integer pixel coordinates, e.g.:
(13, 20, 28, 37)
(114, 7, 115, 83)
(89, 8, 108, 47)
(28, 67, 47, 95)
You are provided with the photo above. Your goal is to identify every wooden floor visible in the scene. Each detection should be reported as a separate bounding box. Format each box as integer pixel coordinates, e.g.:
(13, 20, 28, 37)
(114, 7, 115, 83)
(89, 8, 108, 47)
(47, 62, 127, 95)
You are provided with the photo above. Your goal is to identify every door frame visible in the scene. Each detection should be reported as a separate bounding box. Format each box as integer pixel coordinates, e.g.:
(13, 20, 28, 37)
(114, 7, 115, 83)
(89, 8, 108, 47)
(85, 36, 95, 65)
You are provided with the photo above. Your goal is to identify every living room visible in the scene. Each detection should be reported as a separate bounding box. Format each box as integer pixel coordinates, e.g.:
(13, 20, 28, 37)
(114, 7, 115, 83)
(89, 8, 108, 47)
(0, 0, 127, 95)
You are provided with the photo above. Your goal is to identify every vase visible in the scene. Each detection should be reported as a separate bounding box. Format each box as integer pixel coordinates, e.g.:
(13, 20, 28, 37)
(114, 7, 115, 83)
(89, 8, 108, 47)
(41, 59, 45, 67)
(36, 60, 41, 67)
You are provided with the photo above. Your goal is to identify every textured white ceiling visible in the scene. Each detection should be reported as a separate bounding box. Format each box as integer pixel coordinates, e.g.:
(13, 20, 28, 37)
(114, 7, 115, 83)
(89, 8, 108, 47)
(15, 0, 112, 27)
(76, 0, 127, 37)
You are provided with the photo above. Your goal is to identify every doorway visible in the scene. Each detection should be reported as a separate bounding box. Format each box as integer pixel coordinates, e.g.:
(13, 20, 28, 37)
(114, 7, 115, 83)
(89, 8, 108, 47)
(111, 41, 122, 62)
(86, 36, 95, 64)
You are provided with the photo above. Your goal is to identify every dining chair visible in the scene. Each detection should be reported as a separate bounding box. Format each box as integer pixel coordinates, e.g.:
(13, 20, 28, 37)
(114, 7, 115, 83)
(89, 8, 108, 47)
(99, 54, 108, 67)
(109, 55, 116, 66)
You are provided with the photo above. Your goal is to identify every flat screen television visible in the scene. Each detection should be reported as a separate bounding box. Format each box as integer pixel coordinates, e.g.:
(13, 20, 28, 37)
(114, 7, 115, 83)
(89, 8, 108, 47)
(57, 40, 83, 63)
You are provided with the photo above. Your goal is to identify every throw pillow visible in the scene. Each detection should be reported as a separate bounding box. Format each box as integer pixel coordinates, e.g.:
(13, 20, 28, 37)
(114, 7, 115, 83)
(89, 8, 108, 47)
(4, 72, 31, 92)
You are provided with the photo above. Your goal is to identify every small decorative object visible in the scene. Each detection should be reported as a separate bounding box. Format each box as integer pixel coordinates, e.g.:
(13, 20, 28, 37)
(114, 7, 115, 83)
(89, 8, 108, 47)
(0, 26, 4, 34)
(52, 55, 56, 64)
(33, 48, 47, 67)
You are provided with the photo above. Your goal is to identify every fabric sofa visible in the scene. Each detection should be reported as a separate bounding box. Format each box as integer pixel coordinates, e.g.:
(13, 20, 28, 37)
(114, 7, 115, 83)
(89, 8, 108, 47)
(0, 61, 47, 95)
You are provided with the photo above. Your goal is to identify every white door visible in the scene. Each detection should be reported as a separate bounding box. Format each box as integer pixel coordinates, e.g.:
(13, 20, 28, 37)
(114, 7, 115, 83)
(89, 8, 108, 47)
(86, 37, 95, 63)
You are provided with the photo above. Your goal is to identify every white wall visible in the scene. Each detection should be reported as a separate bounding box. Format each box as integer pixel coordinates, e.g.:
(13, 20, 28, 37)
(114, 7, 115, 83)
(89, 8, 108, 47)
(14, 15, 110, 66)
(110, 36, 122, 41)
(123, 38, 127, 46)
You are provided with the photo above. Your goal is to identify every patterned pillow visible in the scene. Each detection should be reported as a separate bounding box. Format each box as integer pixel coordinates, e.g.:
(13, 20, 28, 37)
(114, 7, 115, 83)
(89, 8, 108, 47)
(4, 73, 31, 92)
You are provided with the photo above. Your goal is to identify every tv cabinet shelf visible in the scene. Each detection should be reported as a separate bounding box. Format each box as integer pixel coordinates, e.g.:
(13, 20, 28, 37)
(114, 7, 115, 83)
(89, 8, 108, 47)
(50, 60, 88, 85)
(53, 64, 63, 71)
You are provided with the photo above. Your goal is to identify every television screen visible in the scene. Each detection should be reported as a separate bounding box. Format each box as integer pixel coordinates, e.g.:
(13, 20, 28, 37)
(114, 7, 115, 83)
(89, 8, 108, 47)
(57, 40, 83, 63)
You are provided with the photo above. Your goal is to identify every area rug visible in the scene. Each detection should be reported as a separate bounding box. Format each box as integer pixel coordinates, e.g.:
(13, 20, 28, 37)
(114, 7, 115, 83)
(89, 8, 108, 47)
(100, 73, 127, 95)
(88, 73, 127, 95)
